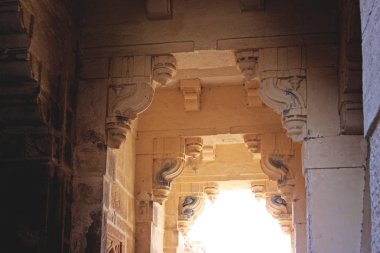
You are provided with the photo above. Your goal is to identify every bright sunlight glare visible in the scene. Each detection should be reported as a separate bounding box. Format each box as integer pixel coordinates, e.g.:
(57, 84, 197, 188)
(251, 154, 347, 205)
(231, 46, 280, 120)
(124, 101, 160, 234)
(187, 189, 291, 253)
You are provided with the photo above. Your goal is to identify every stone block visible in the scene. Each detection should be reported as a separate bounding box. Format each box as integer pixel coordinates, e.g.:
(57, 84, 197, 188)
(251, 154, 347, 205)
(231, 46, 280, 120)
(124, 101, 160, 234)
(146, 0, 172, 20)
(303, 135, 366, 169)
(306, 68, 340, 137)
(306, 167, 365, 253)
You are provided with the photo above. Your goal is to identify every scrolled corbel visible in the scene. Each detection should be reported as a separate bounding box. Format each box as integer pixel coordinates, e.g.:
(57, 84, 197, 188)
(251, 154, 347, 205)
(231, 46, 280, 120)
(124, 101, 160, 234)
(106, 56, 155, 148)
(152, 157, 185, 204)
(260, 154, 289, 183)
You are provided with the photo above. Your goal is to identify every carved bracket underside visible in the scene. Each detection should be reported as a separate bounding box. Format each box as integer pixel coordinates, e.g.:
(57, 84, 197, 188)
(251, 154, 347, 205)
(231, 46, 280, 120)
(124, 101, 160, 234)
(153, 157, 185, 204)
(266, 195, 292, 234)
(259, 70, 307, 142)
(106, 56, 155, 148)
(177, 196, 205, 235)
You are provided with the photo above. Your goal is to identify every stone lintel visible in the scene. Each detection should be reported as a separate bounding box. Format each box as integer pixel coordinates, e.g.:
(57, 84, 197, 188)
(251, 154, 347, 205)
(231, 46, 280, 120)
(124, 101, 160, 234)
(303, 135, 366, 170)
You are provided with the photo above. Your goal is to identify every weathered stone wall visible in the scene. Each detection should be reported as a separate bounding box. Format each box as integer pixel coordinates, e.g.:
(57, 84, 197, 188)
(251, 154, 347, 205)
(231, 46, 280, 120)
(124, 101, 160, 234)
(0, 0, 79, 252)
(360, 0, 380, 251)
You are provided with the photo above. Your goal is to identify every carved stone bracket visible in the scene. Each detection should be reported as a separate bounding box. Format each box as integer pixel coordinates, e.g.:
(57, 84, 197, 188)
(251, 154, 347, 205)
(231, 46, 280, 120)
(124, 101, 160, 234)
(260, 154, 289, 183)
(266, 195, 292, 234)
(204, 182, 219, 203)
(185, 137, 203, 158)
(259, 71, 307, 142)
(258, 47, 307, 142)
(152, 55, 176, 86)
(180, 79, 201, 111)
(153, 157, 185, 204)
(106, 56, 155, 148)
(177, 195, 205, 235)
(236, 49, 259, 80)
(244, 134, 261, 159)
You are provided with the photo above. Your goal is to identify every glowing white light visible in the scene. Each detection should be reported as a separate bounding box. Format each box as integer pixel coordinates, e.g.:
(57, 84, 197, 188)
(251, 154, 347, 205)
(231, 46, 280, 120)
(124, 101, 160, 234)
(187, 189, 291, 253)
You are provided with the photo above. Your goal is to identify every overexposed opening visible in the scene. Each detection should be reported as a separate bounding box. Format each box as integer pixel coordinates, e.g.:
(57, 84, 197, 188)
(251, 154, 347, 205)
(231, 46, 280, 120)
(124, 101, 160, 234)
(187, 189, 291, 253)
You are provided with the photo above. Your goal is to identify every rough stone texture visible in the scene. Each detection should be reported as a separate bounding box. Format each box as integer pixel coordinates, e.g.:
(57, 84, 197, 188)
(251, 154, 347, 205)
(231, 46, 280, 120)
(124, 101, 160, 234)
(361, 0, 380, 134)
(306, 167, 365, 253)
(369, 124, 380, 253)
(360, 0, 380, 252)
(0, 1, 78, 252)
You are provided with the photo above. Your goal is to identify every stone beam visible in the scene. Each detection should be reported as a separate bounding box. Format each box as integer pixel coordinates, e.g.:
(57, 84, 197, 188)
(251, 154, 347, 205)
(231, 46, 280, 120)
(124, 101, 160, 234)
(145, 0, 173, 20)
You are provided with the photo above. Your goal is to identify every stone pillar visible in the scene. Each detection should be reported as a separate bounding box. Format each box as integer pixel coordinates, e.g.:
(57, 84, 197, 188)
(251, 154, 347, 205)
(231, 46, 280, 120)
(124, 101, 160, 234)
(303, 136, 366, 253)
(135, 136, 186, 253)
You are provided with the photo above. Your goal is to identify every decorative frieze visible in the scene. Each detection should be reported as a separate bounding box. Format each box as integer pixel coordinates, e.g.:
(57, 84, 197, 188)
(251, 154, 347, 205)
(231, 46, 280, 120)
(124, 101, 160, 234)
(106, 234, 123, 253)
(258, 47, 307, 142)
(260, 155, 289, 183)
(106, 56, 155, 148)
(152, 55, 177, 86)
(153, 157, 186, 204)
(180, 79, 201, 111)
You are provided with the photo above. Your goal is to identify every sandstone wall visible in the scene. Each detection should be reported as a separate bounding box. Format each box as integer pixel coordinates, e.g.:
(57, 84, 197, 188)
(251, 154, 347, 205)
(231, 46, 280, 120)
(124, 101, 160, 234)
(0, 0, 79, 252)
(360, 0, 380, 252)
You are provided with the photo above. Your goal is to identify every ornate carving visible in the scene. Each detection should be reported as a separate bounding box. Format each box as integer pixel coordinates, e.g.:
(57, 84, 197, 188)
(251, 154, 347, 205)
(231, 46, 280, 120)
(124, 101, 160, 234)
(266, 195, 292, 234)
(235, 50, 259, 80)
(106, 56, 155, 148)
(152, 55, 176, 86)
(243, 134, 261, 159)
(260, 155, 289, 183)
(106, 234, 122, 253)
(177, 195, 205, 235)
(180, 79, 201, 111)
(185, 137, 203, 158)
(259, 71, 307, 142)
(204, 182, 219, 203)
(153, 157, 185, 204)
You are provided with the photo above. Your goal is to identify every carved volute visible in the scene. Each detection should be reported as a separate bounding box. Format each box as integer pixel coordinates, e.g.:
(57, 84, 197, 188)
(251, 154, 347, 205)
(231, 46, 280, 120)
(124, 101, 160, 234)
(258, 47, 307, 142)
(266, 195, 292, 234)
(153, 157, 185, 204)
(106, 56, 155, 148)
(177, 195, 205, 235)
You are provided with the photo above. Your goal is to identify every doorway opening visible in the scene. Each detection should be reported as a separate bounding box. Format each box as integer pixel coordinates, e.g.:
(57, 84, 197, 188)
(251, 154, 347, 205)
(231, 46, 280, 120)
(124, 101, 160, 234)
(186, 189, 291, 253)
